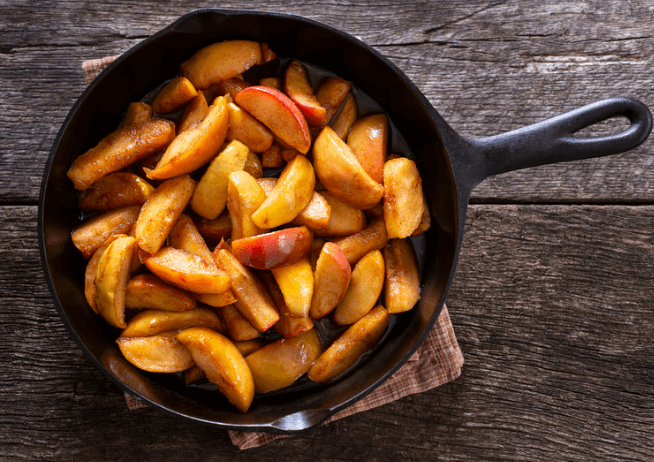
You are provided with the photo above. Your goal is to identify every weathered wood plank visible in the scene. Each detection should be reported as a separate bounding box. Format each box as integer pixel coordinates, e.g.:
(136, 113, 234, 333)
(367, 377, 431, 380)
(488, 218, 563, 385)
(1, 0, 653, 203)
(3, 204, 653, 460)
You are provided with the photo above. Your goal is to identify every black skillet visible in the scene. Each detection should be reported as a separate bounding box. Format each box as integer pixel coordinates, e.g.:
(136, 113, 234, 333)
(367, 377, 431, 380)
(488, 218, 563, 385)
(38, 9, 652, 433)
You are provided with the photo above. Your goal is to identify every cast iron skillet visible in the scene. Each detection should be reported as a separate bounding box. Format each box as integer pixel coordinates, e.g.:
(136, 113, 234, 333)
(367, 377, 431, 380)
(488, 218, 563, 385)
(39, 9, 652, 434)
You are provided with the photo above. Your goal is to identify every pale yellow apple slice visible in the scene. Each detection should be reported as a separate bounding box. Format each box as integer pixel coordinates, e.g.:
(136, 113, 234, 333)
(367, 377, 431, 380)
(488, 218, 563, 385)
(124, 274, 197, 312)
(382, 157, 425, 238)
(180, 40, 263, 90)
(383, 238, 421, 313)
(117, 332, 195, 373)
(313, 126, 384, 210)
(333, 250, 385, 325)
(250, 154, 315, 229)
(308, 305, 389, 383)
(120, 306, 224, 337)
(67, 118, 176, 190)
(133, 175, 196, 255)
(310, 242, 352, 319)
(175, 327, 255, 413)
(78, 172, 154, 212)
(270, 257, 314, 319)
(347, 113, 388, 184)
(245, 329, 322, 394)
(234, 86, 311, 154)
(227, 170, 267, 240)
(145, 96, 229, 180)
(95, 235, 138, 328)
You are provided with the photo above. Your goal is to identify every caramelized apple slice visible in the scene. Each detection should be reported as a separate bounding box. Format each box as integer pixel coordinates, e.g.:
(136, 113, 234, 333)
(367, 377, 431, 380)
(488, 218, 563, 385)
(245, 329, 322, 394)
(142, 247, 230, 295)
(213, 247, 280, 332)
(382, 157, 425, 238)
(259, 77, 281, 89)
(313, 126, 384, 210)
(260, 144, 284, 168)
(234, 86, 311, 154)
(333, 250, 385, 325)
(347, 113, 388, 184)
(193, 211, 232, 246)
(120, 306, 224, 337)
(383, 238, 421, 313)
(310, 242, 352, 319)
(214, 77, 250, 100)
(313, 191, 366, 238)
(251, 155, 315, 229)
(226, 102, 274, 153)
(331, 216, 388, 265)
(78, 172, 154, 212)
(178, 92, 209, 133)
(121, 102, 152, 127)
(117, 332, 195, 373)
(85, 234, 129, 314)
(133, 175, 196, 255)
(175, 327, 255, 413)
(67, 118, 176, 190)
(195, 289, 238, 308)
(217, 304, 260, 341)
(259, 271, 314, 338)
(243, 150, 263, 179)
(151, 76, 198, 114)
(284, 60, 326, 126)
(168, 214, 215, 267)
(72, 205, 140, 259)
(316, 77, 353, 126)
(331, 93, 358, 139)
(308, 305, 389, 383)
(124, 274, 197, 312)
(257, 177, 330, 230)
(271, 257, 314, 319)
(95, 235, 138, 328)
(146, 96, 229, 180)
(227, 170, 267, 240)
(179, 40, 263, 90)
(231, 226, 313, 270)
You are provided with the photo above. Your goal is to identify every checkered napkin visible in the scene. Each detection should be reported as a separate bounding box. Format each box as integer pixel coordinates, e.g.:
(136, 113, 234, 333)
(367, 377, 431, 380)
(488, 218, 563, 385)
(83, 56, 464, 450)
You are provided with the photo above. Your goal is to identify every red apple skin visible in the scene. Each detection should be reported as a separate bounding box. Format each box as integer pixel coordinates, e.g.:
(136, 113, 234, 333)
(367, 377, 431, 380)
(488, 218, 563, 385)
(284, 61, 326, 127)
(231, 226, 313, 270)
(234, 86, 311, 154)
(310, 242, 352, 319)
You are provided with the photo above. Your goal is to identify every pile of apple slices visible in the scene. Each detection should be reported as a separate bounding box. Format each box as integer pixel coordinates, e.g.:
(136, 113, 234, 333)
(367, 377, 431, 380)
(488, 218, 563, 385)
(67, 40, 430, 413)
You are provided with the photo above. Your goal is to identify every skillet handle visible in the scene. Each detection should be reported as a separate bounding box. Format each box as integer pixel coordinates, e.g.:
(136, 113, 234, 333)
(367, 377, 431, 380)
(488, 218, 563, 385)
(465, 97, 652, 187)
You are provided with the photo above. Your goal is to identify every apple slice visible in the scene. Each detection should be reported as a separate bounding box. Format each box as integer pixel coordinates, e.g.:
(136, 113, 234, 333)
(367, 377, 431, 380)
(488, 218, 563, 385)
(142, 247, 231, 295)
(121, 102, 152, 127)
(308, 305, 389, 383)
(151, 76, 198, 114)
(258, 271, 314, 338)
(217, 304, 261, 341)
(168, 214, 215, 268)
(250, 155, 315, 229)
(347, 113, 388, 184)
(226, 170, 267, 240)
(316, 77, 353, 126)
(271, 257, 314, 319)
(72, 205, 140, 259)
(175, 327, 255, 413)
(313, 191, 366, 238)
(117, 332, 195, 373)
(214, 77, 250, 100)
(213, 246, 280, 332)
(383, 238, 421, 313)
(231, 226, 313, 270)
(382, 157, 425, 238)
(245, 329, 322, 394)
(284, 60, 326, 126)
(178, 92, 209, 133)
(313, 126, 384, 210)
(234, 86, 311, 154)
(193, 211, 232, 246)
(179, 40, 263, 90)
(331, 93, 358, 139)
(331, 216, 388, 265)
(333, 250, 385, 325)
(67, 118, 176, 190)
(145, 96, 229, 180)
(195, 289, 237, 308)
(78, 172, 154, 212)
(95, 235, 138, 329)
(226, 101, 274, 153)
(244, 150, 263, 179)
(259, 77, 281, 89)
(124, 274, 197, 312)
(310, 242, 352, 319)
(134, 175, 196, 255)
(120, 306, 224, 337)
(260, 144, 284, 168)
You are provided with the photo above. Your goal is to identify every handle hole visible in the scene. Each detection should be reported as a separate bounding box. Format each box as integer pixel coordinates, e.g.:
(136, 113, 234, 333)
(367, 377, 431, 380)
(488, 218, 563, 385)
(573, 115, 630, 139)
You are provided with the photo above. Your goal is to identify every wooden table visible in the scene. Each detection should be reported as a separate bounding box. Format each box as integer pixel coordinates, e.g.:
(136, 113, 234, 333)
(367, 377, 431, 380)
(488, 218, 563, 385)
(3, 1, 654, 460)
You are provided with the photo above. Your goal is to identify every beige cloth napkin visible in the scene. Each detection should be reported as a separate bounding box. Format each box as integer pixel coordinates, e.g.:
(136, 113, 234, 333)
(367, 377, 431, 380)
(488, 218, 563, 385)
(82, 55, 464, 450)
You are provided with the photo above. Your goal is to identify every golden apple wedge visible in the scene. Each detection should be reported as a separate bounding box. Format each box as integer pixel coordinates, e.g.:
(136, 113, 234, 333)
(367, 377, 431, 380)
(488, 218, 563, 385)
(383, 238, 421, 313)
(284, 60, 326, 126)
(251, 154, 315, 229)
(258, 271, 314, 338)
(78, 172, 154, 212)
(271, 257, 314, 319)
(121, 102, 152, 127)
(331, 216, 388, 265)
(347, 113, 388, 184)
(179, 40, 263, 90)
(72, 205, 140, 259)
(226, 170, 267, 240)
(331, 93, 358, 140)
(313, 126, 384, 210)
(151, 76, 198, 114)
(315, 77, 352, 126)
(124, 274, 197, 312)
(245, 329, 322, 394)
(217, 304, 261, 342)
(333, 250, 385, 325)
(120, 306, 224, 337)
(95, 235, 138, 329)
(231, 226, 313, 270)
(308, 305, 389, 383)
(226, 101, 274, 153)
(310, 242, 352, 319)
(145, 96, 229, 180)
(175, 327, 255, 413)
(193, 211, 232, 246)
(117, 332, 195, 373)
(313, 191, 366, 238)
(234, 86, 311, 154)
(382, 157, 425, 238)
(168, 214, 215, 268)
(178, 92, 209, 133)
(85, 234, 130, 314)
(195, 289, 237, 308)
